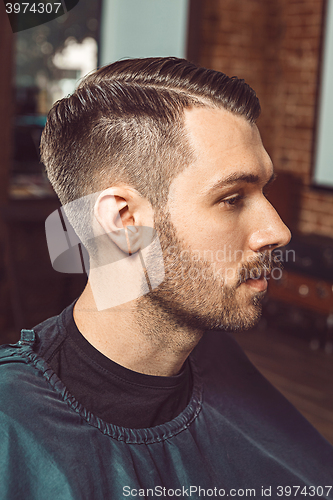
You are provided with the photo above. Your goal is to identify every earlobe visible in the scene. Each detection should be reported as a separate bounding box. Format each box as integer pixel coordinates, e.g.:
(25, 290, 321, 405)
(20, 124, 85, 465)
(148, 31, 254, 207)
(104, 226, 141, 256)
(125, 226, 140, 255)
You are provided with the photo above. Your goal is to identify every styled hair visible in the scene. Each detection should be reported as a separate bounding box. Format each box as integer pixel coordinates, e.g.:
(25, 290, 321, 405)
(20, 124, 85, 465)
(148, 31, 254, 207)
(40, 57, 260, 244)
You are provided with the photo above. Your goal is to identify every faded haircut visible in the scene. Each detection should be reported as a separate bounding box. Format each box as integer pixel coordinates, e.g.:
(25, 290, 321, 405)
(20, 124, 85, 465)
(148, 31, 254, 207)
(40, 57, 260, 248)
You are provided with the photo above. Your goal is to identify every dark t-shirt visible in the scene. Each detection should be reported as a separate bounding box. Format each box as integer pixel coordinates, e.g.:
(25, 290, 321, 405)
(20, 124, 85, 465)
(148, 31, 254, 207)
(46, 303, 192, 428)
(1, 309, 333, 499)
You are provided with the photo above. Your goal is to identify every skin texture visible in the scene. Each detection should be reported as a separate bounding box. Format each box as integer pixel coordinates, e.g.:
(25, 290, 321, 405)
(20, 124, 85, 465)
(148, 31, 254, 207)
(74, 107, 291, 376)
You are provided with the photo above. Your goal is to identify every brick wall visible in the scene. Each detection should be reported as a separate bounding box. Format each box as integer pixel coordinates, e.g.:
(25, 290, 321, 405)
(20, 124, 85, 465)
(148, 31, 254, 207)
(199, 0, 333, 238)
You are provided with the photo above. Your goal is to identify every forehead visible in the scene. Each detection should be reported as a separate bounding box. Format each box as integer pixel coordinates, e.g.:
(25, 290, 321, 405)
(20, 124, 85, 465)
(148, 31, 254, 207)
(167, 106, 273, 204)
(184, 106, 269, 168)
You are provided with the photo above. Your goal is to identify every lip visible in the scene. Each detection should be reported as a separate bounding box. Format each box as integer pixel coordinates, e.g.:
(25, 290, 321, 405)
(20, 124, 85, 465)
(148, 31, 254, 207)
(244, 274, 268, 292)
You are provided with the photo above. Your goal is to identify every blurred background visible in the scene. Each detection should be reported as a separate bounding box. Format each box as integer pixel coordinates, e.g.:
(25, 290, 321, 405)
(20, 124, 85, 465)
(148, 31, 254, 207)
(0, 0, 332, 442)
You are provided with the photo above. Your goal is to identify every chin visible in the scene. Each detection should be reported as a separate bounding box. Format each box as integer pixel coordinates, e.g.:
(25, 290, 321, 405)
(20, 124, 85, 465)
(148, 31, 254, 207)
(218, 299, 264, 332)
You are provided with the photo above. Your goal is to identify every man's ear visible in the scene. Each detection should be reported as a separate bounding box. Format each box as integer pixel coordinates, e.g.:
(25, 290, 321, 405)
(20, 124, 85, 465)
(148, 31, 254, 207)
(93, 188, 145, 255)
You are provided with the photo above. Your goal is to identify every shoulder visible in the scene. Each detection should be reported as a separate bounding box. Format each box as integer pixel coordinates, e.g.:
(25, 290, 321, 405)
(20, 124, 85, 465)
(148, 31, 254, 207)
(0, 303, 75, 417)
(0, 343, 52, 413)
(0, 301, 74, 365)
(33, 303, 74, 359)
(193, 330, 333, 459)
(192, 330, 302, 419)
(0, 351, 76, 499)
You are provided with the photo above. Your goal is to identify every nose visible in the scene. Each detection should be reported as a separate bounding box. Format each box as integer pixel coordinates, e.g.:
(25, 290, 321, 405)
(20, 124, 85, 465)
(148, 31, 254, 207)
(248, 200, 291, 253)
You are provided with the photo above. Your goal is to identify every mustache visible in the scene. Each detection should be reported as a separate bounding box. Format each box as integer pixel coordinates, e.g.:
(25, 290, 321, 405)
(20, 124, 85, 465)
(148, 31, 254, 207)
(237, 251, 283, 285)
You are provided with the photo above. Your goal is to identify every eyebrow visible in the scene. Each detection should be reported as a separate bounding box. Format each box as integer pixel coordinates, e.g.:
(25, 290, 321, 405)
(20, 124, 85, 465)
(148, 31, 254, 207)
(202, 171, 277, 196)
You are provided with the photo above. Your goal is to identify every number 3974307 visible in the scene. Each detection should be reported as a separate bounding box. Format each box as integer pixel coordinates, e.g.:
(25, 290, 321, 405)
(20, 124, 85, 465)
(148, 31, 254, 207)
(5, 3, 62, 14)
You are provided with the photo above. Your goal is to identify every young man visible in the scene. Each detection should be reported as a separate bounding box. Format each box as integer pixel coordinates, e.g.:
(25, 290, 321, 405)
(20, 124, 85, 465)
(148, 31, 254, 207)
(1, 57, 332, 499)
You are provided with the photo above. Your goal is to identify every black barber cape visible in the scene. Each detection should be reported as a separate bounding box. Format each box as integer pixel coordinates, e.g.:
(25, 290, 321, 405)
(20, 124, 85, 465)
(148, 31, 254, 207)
(0, 308, 333, 500)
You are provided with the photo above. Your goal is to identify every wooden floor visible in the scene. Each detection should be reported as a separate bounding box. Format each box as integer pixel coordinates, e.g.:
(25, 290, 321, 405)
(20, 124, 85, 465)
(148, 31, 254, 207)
(236, 325, 333, 445)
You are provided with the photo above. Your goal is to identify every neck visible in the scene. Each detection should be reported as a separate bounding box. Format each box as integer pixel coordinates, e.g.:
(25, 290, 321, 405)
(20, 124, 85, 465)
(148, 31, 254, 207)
(73, 281, 203, 377)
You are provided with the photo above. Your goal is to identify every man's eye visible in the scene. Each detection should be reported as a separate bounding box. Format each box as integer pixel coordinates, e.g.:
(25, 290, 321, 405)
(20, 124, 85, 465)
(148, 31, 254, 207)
(219, 195, 244, 208)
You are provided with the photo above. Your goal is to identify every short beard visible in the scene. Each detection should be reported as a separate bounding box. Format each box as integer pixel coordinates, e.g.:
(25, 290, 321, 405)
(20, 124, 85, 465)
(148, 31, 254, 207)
(137, 208, 281, 333)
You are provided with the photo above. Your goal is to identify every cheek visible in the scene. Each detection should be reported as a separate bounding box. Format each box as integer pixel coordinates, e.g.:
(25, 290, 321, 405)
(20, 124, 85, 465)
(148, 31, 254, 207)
(169, 205, 249, 264)
(203, 222, 248, 266)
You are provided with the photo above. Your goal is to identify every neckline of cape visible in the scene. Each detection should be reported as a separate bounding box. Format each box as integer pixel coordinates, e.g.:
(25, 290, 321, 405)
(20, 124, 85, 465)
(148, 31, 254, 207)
(19, 342, 203, 444)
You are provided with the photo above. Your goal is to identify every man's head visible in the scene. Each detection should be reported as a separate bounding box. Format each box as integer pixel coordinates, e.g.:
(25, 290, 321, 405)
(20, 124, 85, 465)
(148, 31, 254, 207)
(40, 57, 260, 233)
(41, 57, 290, 331)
